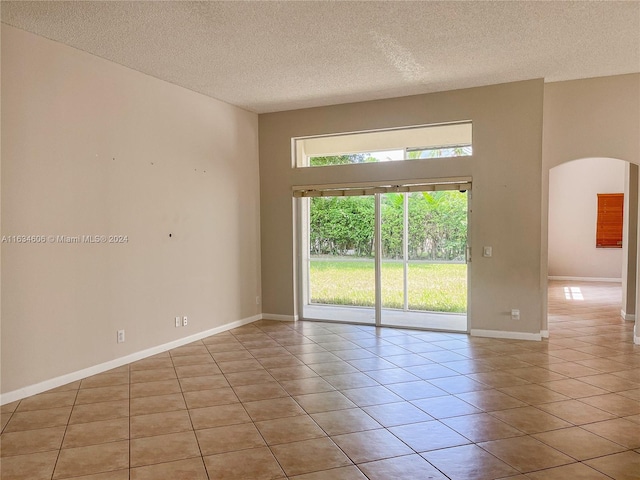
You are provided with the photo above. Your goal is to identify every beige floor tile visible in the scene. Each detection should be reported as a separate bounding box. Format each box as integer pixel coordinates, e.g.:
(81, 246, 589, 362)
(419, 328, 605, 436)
(53, 440, 129, 479)
(188, 403, 251, 430)
(80, 372, 130, 389)
(174, 363, 222, 378)
(545, 362, 602, 378)
(183, 387, 238, 408)
(63, 418, 129, 448)
(619, 388, 640, 401)
(178, 374, 230, 392)
(129, 392, 186, 416)
(525, 462, 611, 479)
(268, 365, 320, 381)
(217, 359, 264, 373)
(497, 384, 570, 404)
(170, 345, 210, 357)
(224, 369, 276, 386)
(0, 450, 59, 480)
(258, 355, 305, 369)
(490, 406, 572, 434)
(130, 379, 181, 398)
(294, 391, 357, 413)
(584, 450, 640, 480)
(312, 408, 381, 435)
(1, 426, 65, 456)
(210, 349, 255, 362)
(129, 357, 174, 371)
(323, 372, 379, 390)
(441, 413, 523, 442)
(232, 382, 289, 402)
(540, 378, 610, 398)
(195, 423, 265, 455)
(412, 395, 481, 418)
(75, 385, 129, 405)
(422, 444, 519, 479)
(5, 406, 72, 432)
(171, 354, 216, 367)
(131, 458, 208, 480)
(361, 401, 432, 428)
(358, 454, 448, 480)
(535, 399, 616, 425)
(504, 366, 567, 383)
(255, 415, 326, 445)
(1, 401, 21, 414)
(466, 372, 531, 389)
(63, 470, 130, 480)
(69, 400, 129, 425)
(243, 397, 306, 421)
(478, 436, 574, 473)
(533, 426, 626, 460)
(279, 377, 337, 396)
(384, 380, 447, 400)
(389, 420, 471, 452)
(15, 391, 77, 412)
(456, 389, 527, 411)
(341, 385, 404, 407)
(576, 357, 632, 373)
(270, 437, 352, 477)
(130, 431, 199, 467)
(579, 373, 640, 392)
(581, 418, 640, 449)
(204, 446, 285, 480)
(309, 361, 360, 376)
(288, 465, 368, 480)
(130, 367, 177, 383)
(580, 393, 640, 416)
(131, 409, 192, 438)
(248, 346, 291, 358)
(332, 428, 413, 462)
(2, 413, 12, 431)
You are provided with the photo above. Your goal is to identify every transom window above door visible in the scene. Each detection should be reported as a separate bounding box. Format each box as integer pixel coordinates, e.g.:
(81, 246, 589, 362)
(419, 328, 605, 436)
(293, 122, 472, 168)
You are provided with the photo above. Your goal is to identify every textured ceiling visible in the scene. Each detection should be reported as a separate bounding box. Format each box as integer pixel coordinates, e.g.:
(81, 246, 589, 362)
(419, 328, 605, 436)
(2, 1, 639, 113)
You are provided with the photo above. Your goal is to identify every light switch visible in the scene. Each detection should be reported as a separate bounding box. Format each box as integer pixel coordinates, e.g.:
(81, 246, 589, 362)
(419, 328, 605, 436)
(483, 246, 492, 257)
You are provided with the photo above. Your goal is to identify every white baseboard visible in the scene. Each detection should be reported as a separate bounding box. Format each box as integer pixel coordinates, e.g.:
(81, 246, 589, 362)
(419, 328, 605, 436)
(548, 276, 622, 283)
(621, 310, 636, 321)
(0, 314, 261, 406)
(635, 324, 640, 345)
(471, 329, 542, 341)
(261, 313, 297, 322)
(540, 330, 549, 338)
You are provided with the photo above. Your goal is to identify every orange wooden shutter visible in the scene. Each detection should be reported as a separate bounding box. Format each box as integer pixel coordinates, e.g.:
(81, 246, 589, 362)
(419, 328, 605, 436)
(596, 193, 623, 248)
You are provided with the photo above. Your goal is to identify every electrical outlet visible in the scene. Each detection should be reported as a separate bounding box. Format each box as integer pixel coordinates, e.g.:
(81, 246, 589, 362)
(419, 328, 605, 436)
(117, 330, 125, 343)
(511, 309, 520, 320)
(175, 316, 181, 327)
(256, 296, 260, 305)
(182, 316, 188, 327)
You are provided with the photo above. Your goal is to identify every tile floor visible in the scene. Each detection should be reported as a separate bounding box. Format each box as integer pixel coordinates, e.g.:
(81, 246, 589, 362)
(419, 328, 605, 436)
(1, 281, 639, 479)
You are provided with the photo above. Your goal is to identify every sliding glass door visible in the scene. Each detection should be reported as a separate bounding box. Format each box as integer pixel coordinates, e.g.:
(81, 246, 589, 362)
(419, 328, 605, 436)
(299, 187, 469, 332)
(380, 191, 468, 331)
(303, 195, 376, 324)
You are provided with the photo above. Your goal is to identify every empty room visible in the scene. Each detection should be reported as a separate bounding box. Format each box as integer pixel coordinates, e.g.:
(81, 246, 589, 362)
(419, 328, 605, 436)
(1, 1, 639, 479)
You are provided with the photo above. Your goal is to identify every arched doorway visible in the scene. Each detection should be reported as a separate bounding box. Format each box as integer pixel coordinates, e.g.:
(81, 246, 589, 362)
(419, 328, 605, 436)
(546, 157, 639, 345)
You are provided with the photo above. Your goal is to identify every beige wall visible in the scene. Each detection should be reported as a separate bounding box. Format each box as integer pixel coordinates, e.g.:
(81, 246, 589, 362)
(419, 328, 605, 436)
(260, 79, 545, 337)
(1, 26, 261, 395)
(543, 74, 640, 169)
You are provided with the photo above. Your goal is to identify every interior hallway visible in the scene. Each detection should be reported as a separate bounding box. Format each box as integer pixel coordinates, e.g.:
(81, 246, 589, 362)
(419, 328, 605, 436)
(1, 281, 639, 479)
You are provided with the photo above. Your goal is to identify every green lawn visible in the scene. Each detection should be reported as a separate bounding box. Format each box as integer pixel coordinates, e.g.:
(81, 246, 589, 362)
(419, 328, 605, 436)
(310, 260, 467, 313)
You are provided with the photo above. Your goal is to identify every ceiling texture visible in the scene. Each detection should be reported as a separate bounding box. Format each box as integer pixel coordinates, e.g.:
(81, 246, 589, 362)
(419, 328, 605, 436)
(2, 1, 639, 113)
